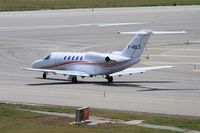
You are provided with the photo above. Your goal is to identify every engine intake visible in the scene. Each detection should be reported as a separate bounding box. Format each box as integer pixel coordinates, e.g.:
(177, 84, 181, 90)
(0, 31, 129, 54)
(105, 56, 110, 62)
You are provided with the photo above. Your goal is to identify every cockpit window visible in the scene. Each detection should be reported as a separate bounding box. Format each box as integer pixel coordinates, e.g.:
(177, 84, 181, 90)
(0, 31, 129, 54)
(43, 54, 51, 60)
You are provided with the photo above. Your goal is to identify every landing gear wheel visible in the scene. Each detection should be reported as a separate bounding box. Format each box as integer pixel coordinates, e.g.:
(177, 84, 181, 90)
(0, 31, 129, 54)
(107, 76, 113, 83)
(42, 73, 47, 79)
(71, 76, 77, 83)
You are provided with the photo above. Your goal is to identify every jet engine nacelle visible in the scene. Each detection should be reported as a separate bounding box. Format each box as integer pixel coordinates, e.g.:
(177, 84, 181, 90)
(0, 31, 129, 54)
(105, 56, 110, 62)
(85, 52, 112, 63)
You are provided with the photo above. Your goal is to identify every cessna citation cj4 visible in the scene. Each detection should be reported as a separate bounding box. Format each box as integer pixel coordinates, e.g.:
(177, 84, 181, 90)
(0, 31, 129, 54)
(22, 29, 186, 83)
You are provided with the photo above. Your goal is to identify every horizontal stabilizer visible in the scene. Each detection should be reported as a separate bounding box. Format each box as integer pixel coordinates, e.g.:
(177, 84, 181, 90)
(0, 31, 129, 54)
(118, 31, 148, 35)
(152, 31, 187, 34)
(79, 22, 148, 27)
(118, 30, 187, 35)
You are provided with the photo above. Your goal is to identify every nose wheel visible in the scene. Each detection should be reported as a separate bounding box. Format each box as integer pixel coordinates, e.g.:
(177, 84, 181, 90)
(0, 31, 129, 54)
(106, 76, 113, 83)
(42, 72, 47, 79)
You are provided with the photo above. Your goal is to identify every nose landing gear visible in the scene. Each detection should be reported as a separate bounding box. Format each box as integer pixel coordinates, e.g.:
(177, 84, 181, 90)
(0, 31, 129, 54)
(42, 72, 47, 79)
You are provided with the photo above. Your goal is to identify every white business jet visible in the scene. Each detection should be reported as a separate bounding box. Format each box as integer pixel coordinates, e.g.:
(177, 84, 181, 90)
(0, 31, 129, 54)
(22, 29, 186, 83)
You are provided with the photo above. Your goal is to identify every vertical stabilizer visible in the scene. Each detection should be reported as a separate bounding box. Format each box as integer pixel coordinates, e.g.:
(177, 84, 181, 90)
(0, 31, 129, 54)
(121, 29, 152, 58)
(120, 29, 186, 59)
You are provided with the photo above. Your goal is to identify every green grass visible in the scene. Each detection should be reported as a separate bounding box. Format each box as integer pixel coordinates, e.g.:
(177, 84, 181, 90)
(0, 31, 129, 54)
(90, 108, 200, 131)
(0, 0, 200, 11)
(0, 103, 179, 133)
(0, 103, 200, 131)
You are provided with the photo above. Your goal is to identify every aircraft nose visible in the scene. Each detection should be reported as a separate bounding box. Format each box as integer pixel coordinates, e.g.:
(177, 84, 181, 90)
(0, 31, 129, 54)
(32, 59, 42, 68)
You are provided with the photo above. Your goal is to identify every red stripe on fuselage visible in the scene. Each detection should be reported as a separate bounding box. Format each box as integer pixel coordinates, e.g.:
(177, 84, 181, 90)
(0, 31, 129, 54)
(42, 60, 132, 69)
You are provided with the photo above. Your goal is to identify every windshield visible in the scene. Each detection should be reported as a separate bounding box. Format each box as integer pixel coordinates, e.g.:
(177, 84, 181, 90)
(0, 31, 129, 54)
(43, 54, 51, 60)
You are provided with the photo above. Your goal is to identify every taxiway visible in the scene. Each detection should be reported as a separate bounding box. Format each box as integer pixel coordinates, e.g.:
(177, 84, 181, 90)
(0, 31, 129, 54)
(0, 6, 200, 116)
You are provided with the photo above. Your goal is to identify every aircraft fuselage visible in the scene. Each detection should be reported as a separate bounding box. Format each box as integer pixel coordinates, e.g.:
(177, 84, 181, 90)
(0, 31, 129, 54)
(32, 52, 140, 76)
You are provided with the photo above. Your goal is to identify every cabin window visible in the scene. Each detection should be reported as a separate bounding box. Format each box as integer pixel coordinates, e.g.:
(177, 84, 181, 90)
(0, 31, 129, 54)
(72, 56, 75, 60)
(80, 56, 83, 60)
(76, 56, 79, 60)
(68, 56, 71, 60)
(64, 56, 67, 60)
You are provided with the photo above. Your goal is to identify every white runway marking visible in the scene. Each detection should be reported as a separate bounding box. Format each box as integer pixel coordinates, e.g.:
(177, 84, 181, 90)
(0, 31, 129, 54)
(0, 22, 148, 31)
(142, 61, 200, 65)
(143, 54, 200, 58)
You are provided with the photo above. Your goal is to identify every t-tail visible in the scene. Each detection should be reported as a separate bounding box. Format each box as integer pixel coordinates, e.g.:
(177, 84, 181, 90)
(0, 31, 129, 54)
(121, 29, 151, 58)
(119, 29, 186, 59)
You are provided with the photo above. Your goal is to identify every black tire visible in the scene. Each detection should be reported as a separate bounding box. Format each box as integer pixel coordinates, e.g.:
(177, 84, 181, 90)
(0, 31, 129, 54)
(72, 77, 77, 83)
(42, 73, 47, 79)
(107, 76, 113, 83)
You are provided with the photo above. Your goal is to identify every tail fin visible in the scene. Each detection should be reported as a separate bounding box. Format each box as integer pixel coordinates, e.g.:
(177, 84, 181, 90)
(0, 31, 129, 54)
(120, 29, 186, 58)
(121, 29, 152, 58)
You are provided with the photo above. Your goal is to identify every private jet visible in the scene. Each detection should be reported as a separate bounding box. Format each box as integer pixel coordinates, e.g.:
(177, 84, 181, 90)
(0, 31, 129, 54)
(22, 29, 186, 83)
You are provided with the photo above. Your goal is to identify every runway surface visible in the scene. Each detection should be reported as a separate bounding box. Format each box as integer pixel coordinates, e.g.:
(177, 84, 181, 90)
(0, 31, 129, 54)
(0, 6, 200, 116)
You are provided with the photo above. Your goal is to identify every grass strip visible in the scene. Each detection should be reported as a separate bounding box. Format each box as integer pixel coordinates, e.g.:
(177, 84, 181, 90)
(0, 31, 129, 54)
(0, 0, 200, 11)
(0, 103, 199, 131)
(0, 103, 180, 133)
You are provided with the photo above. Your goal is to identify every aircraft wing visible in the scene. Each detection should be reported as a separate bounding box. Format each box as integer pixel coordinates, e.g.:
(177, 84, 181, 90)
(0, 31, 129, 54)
(110, 66, 174, 76)
(21, 68, 90, 77)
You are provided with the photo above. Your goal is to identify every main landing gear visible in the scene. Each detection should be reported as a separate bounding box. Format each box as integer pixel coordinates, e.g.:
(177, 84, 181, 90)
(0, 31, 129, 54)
(106, 76, 113, 83)
(71, 76, 77, 83)
(42, 73, 112, 83)
(68, 75, 78, 83)
(42, 72, 47, 79)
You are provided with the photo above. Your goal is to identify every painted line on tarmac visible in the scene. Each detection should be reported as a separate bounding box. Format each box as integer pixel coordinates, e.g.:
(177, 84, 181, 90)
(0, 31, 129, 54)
(143, 54, 200, 58)
(149, 41, 200, 47)
(79, 40, 200, 53)
(0, 22, 148, 31)
(148, 47, 200, 51)
(142, 61, 200, 65)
